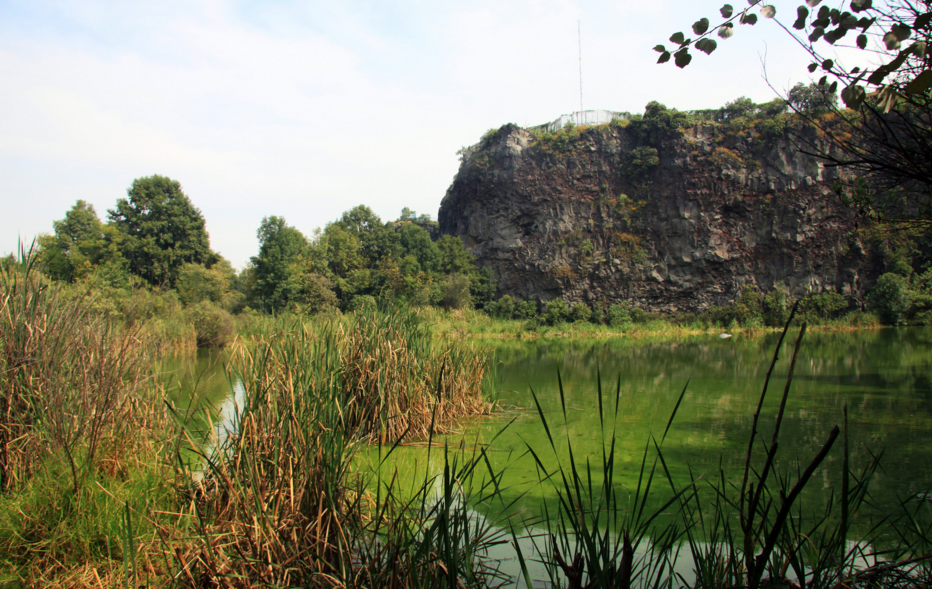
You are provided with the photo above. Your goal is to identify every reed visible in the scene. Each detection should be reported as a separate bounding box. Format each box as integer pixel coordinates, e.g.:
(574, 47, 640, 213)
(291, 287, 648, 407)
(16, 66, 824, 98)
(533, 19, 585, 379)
(163, 306, 500, 587)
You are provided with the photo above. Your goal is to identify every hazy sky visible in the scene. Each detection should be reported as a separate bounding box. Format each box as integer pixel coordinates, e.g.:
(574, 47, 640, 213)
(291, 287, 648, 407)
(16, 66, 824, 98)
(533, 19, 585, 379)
(1, 0, 829, 269)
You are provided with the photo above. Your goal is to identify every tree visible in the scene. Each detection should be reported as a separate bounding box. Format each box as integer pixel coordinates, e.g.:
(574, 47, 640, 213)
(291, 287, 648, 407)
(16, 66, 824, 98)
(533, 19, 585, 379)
(397, 223, 440, 273)
(437, 234, 476, 275)
(657, 0, 932, 226)
(108, 176, 217, 286)
(250, 216, 308, 313)
(39, 200, 126, 282)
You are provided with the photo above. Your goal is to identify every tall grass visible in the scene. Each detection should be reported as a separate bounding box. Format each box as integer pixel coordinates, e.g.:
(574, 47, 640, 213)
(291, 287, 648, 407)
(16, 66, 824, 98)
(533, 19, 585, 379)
(0, 243, 172, 584)
(164, 306, 501, 587)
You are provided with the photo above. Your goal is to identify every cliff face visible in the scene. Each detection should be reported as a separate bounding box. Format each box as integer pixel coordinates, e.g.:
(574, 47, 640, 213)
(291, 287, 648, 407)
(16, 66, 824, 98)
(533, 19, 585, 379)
(438, 118, 881, 312)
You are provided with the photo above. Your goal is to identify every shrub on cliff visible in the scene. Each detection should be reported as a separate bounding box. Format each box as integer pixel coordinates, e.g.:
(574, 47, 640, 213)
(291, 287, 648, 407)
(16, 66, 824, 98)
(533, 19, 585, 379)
(799, 292, 847, 323)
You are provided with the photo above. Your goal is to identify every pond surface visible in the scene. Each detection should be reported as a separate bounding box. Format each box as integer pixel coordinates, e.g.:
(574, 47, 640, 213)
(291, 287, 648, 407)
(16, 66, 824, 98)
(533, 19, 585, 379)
(159, 327, 932, 583)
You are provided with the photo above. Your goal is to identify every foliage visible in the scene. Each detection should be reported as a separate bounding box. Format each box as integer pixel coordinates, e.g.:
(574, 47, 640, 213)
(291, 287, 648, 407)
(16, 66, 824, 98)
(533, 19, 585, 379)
(626, 101, 690, 146)
(542, 298, 570, 326)
(487, 294, 516, 320)
(38, 200, 127, 283)
(469, 267, 496, 311)
(799, 290, 848, 322)
(763, 282, 790, 326)
(108, 175, 217, 287)
(606, 302, 633, 329)
(185, 300, 235, 348)
(249, 216, 309, 313)
(301, 273, 339, 315)
(870, 271, 912, 324)
(623, 146, 661, 182)
(514, 299, 538, 320)
(659, 0, 932, 226)
(569, 302, 593, 323)
(442, 273, 473, 310)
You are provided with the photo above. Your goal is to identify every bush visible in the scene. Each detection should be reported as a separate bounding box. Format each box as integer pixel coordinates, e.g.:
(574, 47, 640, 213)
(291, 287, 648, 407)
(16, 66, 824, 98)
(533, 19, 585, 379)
(799, 291, 847, 323)
(605, 303, 633, 329)
(763, 284, 790, 327)
(303, 273, 339, 315)
(187, 301, 234, 348)
(870, 273, 912, 325)
(569, 302, 593, 323)
(543, 298, 570, 326)
(514, 300, 538, 320)
(732, 284, 763, 325)
(442, 274, 473, 310)
(487, 295, 515, 320)
(347, 294, 377, 313)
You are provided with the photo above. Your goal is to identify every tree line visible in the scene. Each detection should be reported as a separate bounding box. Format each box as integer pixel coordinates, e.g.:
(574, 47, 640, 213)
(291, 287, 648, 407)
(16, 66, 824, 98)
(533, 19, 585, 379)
(24, 174, 493, 324)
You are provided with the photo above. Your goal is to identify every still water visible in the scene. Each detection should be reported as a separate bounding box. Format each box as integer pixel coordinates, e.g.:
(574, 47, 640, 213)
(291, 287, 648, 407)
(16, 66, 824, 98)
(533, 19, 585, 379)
(158, 328, 932, 581)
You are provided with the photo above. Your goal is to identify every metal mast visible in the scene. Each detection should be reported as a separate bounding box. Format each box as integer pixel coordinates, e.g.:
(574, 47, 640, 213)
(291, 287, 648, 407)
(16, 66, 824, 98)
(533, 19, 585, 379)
(578, 20, 584, 125)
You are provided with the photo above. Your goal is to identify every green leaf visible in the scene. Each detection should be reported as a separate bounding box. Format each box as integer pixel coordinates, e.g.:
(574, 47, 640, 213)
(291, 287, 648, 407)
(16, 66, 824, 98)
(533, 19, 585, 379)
(696, 38, 718, 54)
(868, 67, 890, 85)
(793, 6, 809, 29)
(761, 5, 776, 18)
(916, 12, 932, 30)
(859, 17, 875, 32)
(841, 83, 866, 109)
(857, 34, 868, 48)
(720, 4, 734, 17)
(913, 41, 928, 59)
(818, 75, 828, 85)
(829, 80, 838, 93)
(806, 0, 822, 6)
(718, 23, 735, 38)
(674, 49, 693, 68)
(822, 58, 834, 70)
(657, 51, 672, 64)
(741, 11, 758, 25)
(905, 69, 932, 94)
(653, 44, 667, 53)
(670, 31, 686, 44)
(808, 62, 819, 72)
(841, 14, 858, 28)
(809, 27, 825, 41)
(850, 0, 871, 11)
(693, 18, 710, 35)
(852, 66, 860, 73)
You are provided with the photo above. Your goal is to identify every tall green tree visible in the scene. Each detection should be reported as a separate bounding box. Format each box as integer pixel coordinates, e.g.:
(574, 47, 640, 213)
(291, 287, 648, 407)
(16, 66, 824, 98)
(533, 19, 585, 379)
(250, 216, 309, 313)
(108, 175, 217, 286)
(38, 200, 126, 282)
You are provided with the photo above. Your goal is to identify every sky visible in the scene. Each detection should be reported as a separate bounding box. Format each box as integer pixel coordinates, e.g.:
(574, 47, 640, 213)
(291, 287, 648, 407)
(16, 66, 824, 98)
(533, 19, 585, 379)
(0, 0, 833, 269)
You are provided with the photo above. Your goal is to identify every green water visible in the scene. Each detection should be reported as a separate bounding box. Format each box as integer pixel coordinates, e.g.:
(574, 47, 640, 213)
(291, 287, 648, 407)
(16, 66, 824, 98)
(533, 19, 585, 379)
(160, 327, 932, 530)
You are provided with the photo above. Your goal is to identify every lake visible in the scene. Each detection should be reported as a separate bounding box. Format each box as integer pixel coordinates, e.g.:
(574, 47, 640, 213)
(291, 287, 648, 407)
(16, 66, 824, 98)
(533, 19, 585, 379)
(158, 326, 932, 584)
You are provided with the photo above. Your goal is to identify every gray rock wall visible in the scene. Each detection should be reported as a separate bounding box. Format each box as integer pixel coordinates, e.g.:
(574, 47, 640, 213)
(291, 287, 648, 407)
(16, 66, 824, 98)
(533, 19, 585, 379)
(438, 121, 880, 313)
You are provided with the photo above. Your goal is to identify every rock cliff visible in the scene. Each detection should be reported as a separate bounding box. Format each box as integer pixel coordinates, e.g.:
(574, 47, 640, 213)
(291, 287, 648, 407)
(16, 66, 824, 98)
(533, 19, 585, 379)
(438, 112, 883, 313)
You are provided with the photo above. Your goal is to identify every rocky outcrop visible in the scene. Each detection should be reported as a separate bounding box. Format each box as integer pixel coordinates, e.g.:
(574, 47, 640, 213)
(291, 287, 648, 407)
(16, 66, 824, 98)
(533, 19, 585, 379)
(438, 118, 881, 313)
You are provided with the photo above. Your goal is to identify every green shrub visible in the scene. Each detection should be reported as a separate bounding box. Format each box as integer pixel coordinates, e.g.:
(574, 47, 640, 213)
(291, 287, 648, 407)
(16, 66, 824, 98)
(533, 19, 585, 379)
(487, 295, 515, 320)
(732, 284, 763, 325)
(186, 301, 234, 348)
(870, 273, 912, 325)
(302, 273, 339, 315)
(605, 303, 633, 329)
(569, 302, 593, 323)
(543, 298, 570, 326)
(514, 300, 538, 320)
(348, 294, 377, 312)
(799, 291, 847, 323)
(763, 284, 790, 327)
(442, 273, 473, 310)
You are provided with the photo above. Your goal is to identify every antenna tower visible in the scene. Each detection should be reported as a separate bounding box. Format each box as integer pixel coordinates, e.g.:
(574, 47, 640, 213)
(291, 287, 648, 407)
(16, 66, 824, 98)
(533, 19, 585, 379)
(578, 20, 584, 126)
